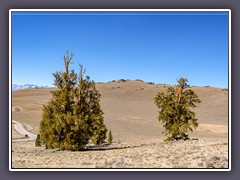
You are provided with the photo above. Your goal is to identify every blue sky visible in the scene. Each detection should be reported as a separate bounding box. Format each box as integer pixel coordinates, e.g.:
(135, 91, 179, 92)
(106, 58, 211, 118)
(12, 11, 229, 88)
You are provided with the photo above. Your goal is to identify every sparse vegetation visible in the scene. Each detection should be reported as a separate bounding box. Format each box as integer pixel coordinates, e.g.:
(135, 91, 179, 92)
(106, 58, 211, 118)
(154, 78, 201, 141)
(118, 79, 126, 82)
(38, 51, 107, 150)
(206, 156, 227, 168)
(136, 79, 144, 82)
(108, 130, 113, 145)
(35, 134, 41, 147)
(12, 76, 228, 168)
(221, 88, 228, 91)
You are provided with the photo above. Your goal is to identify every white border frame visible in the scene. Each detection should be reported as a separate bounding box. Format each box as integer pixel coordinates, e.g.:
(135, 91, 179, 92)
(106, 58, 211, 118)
(9, 9, 231, 171)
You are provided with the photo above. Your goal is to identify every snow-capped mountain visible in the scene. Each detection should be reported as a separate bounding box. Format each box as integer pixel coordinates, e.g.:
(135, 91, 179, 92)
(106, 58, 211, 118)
(12, 84, 49, 91)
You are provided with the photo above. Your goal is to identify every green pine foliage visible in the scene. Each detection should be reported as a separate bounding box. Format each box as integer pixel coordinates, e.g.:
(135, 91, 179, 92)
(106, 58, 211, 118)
(154, 78, 201, 141)
(108, 130, 113, 145)
(35, 134, 41, 147)
(38, 51, 107, 151)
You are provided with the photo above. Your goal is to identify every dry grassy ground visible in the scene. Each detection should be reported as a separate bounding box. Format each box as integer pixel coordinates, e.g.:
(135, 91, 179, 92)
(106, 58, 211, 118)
(12, 139, 228, 168)
(11, 80, 229, 169)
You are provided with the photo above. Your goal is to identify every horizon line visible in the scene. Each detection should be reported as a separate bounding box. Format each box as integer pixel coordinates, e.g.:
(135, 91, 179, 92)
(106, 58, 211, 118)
(12, 79, 228, 89)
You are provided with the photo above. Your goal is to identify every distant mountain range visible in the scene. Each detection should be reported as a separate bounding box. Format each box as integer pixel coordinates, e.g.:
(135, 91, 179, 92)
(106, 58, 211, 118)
(12, 84, 49, 91)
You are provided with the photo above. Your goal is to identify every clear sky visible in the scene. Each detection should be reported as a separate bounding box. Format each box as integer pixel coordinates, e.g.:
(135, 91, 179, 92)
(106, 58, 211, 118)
(12, 11, 229, 88)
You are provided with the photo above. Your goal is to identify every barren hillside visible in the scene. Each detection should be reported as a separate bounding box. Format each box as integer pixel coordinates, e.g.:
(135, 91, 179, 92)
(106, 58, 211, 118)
(11, 80, 229, 169)
(12, 80, 228, 143)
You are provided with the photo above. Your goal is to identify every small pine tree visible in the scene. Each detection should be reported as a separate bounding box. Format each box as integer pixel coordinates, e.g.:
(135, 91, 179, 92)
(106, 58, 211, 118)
(108, 130, 113, 145)
(35, 134, 41, 147)
(154, 78, 201, 141)
(38, 51, 107, 150)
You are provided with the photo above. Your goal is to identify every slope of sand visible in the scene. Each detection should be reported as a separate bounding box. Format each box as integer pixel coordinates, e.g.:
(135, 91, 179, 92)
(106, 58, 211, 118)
(11, 80, 229, 168)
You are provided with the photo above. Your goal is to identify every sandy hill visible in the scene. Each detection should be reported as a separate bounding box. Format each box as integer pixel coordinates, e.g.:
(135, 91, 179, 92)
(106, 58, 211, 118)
(12, 80, 228, 143)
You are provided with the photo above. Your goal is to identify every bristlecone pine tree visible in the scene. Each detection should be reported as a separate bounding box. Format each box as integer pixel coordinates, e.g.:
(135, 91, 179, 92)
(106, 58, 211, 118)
(108, 130, 113, 145)
(154, 78, 201, 141)
(37, 51, 107, 150)
(35, 134, 41, 147)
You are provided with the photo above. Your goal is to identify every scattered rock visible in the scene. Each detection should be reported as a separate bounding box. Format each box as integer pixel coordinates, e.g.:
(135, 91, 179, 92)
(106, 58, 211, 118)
(12, 106, 23, 112)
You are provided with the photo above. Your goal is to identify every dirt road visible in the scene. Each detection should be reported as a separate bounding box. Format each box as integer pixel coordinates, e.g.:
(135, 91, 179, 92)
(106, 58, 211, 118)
(12, 120, 37, 142)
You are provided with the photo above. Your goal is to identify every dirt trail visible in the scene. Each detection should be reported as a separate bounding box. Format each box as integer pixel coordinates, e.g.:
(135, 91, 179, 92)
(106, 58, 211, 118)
(12, 120, 37, 142)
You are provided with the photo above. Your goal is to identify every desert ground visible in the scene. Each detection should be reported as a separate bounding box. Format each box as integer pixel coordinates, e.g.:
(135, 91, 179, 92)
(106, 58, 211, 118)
(11, 80, 229, 169)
